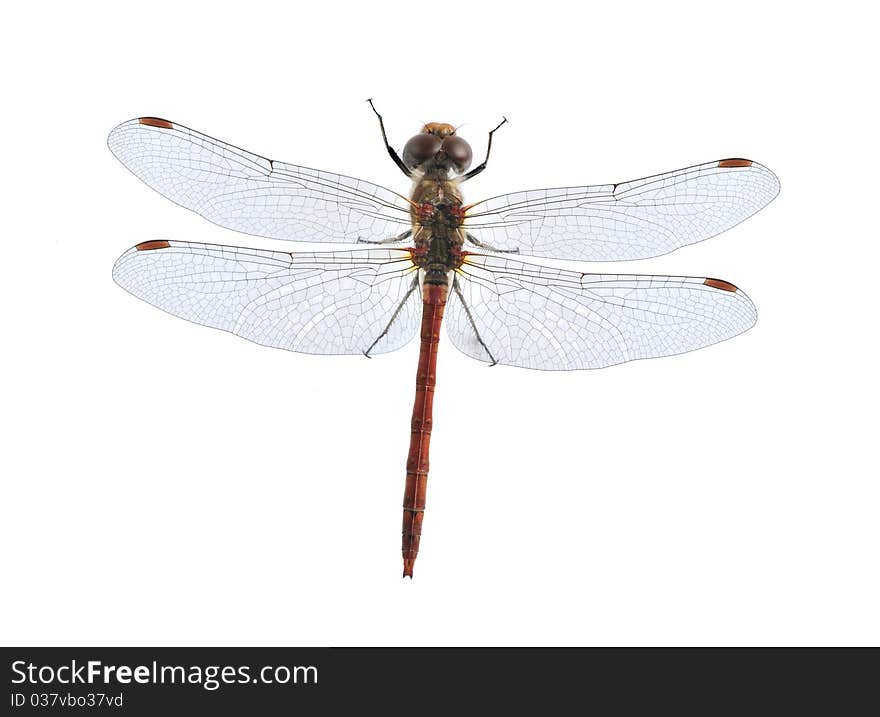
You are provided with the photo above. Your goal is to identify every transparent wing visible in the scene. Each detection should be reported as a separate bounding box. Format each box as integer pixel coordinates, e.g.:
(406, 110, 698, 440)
(464, 159, 779, 261)
(113, 241, 420, 355)
(108, 118, 412, 243)
(448, 253, 757, 370)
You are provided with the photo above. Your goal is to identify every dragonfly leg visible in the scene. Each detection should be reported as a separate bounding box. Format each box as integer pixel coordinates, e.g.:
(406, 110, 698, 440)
(364, 273, 420, 357)
(452, 275, 498, 366)
(357, 228, 412, 245)
(367, 98, 412, 179)
(465, 232, 519, 254)
(459, 116, 508, 183)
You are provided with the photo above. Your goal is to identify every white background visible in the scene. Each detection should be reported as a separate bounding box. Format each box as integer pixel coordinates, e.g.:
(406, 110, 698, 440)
(2, 1, 877, 646)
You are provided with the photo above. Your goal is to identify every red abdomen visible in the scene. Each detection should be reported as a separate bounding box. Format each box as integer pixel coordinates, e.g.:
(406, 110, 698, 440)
(401, 281, 448, 578)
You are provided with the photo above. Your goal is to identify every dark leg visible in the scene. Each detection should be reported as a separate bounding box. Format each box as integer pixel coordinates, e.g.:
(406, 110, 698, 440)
(364, 273, 420, 357)
(367, 98, 412, 178)
(452, 275, 497, 366)
(465, 232, 519, 254)
(459, 116, 508, 183)
(358, 228, 412, 245)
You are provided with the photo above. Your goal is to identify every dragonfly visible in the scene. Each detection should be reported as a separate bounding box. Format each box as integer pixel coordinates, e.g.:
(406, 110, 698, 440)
(108, 102, 779, 577)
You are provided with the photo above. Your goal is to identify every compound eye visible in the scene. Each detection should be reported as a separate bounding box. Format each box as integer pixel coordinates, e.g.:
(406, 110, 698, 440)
(441, 136, 472, 173)
(402, 133, 442, 170)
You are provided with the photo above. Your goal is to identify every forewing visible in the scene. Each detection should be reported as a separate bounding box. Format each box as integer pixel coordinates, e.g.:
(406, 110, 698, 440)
(113, 242, 420, 355)
(108, 118, 412, 243)
(465, 159, 779, 260)
(447, 253, 757, 370)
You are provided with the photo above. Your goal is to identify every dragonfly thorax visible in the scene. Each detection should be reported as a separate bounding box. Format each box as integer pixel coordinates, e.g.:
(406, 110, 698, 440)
(410, 179, 466, 280)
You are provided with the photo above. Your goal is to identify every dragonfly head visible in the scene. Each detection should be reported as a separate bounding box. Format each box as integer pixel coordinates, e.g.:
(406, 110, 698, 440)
(403, 123, 473, 175)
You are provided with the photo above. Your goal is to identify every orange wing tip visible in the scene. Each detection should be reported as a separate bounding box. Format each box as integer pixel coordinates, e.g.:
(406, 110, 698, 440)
(718, 158, 752, 168)
(138, 117, 173, 129)
(135, 240, 171, 251)
(704, 278, 738, 292)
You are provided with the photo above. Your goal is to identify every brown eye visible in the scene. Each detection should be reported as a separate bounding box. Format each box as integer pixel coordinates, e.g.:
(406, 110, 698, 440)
(402, 133, 441, 170)
(441, 136, 472, 173)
